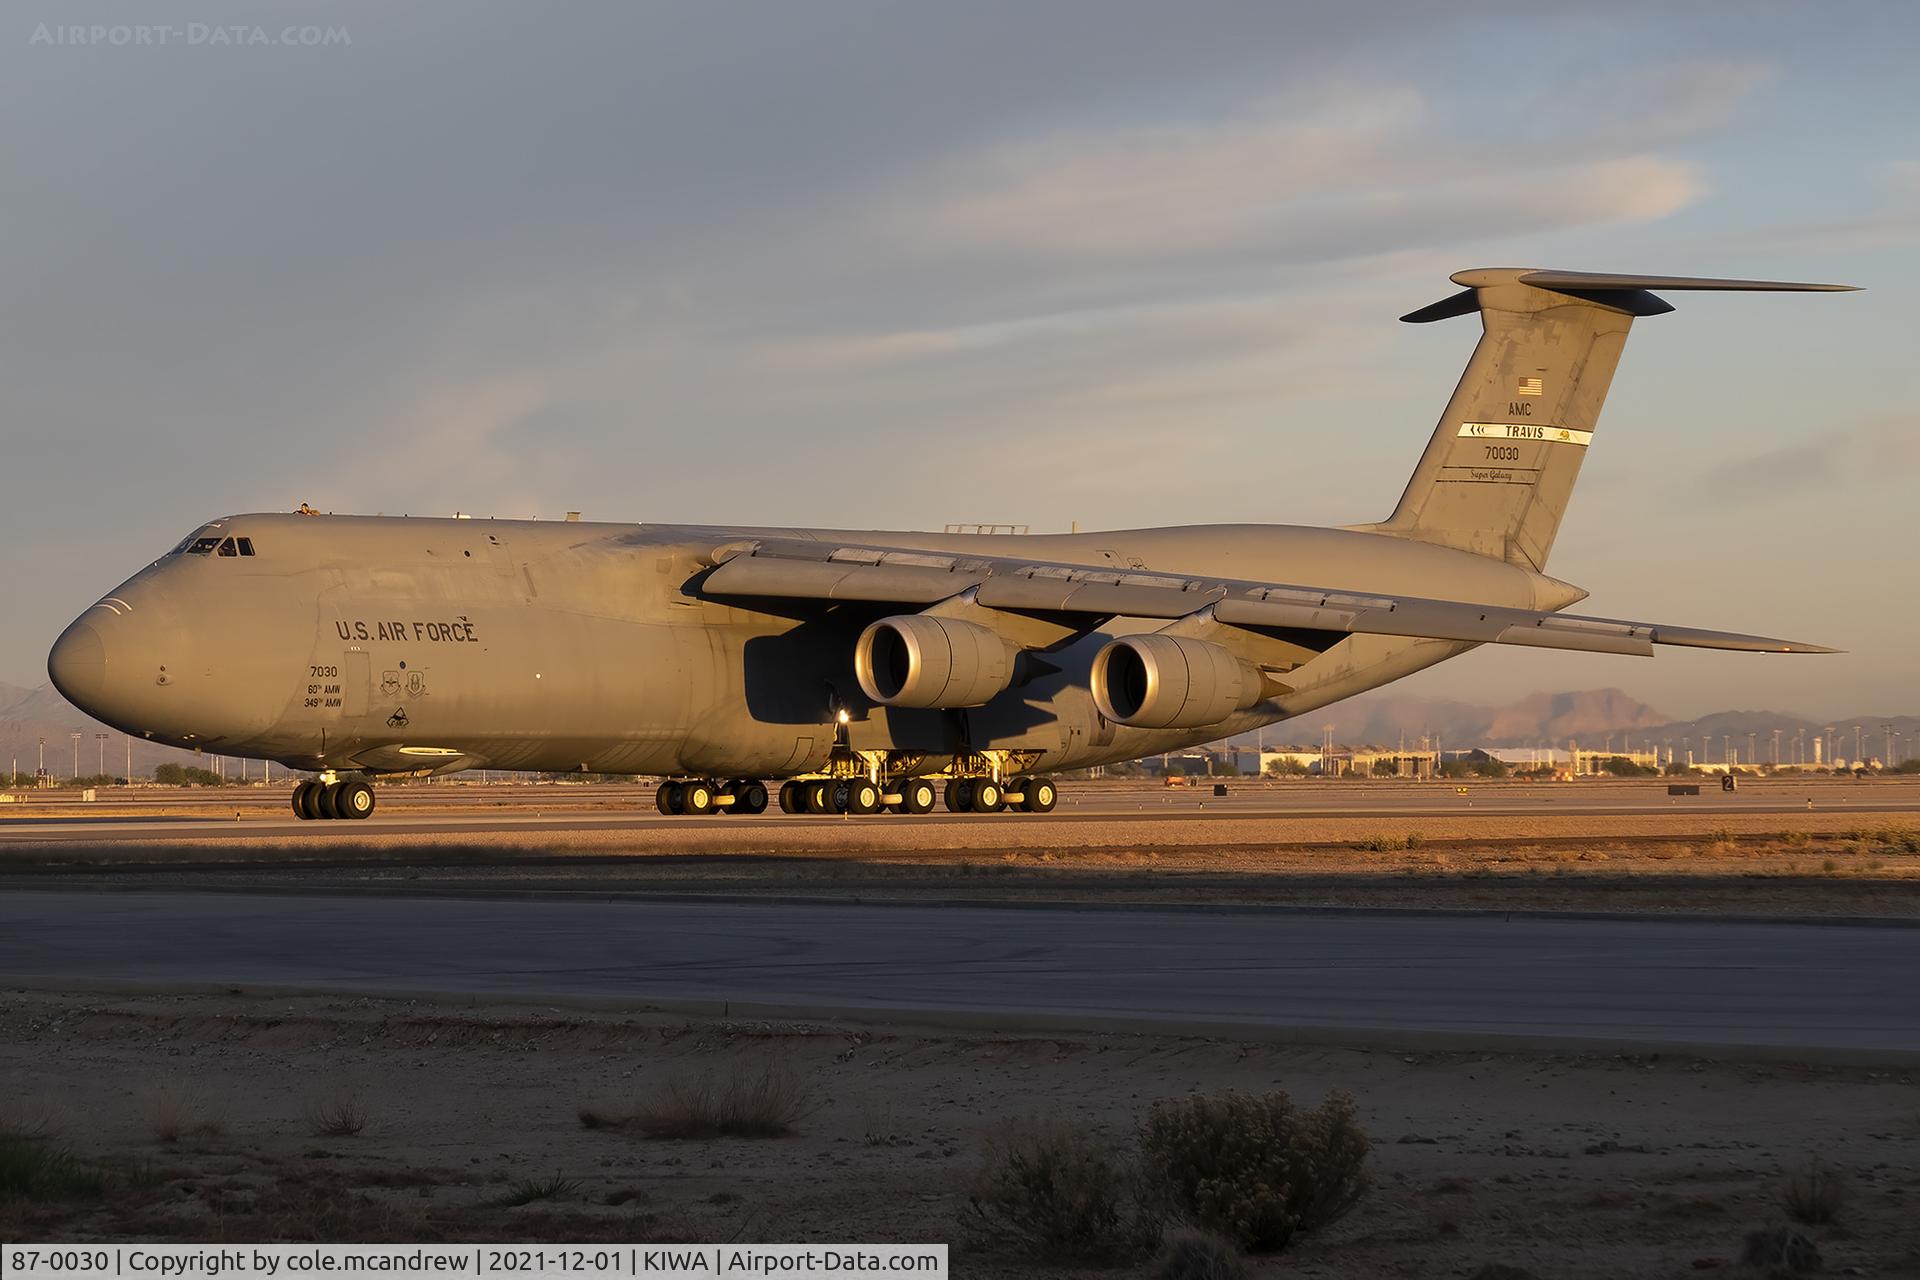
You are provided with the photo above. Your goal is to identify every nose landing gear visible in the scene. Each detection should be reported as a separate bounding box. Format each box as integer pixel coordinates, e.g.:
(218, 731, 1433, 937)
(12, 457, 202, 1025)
(291, 775, 376, 820)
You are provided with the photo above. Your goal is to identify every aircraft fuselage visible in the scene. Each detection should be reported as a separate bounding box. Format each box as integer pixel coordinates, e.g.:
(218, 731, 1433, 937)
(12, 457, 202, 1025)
(48, 511, 1581, 779)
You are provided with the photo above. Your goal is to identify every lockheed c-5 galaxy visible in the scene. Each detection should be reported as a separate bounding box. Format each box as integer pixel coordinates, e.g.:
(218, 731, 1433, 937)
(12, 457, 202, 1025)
(49, 268, 1851, 821)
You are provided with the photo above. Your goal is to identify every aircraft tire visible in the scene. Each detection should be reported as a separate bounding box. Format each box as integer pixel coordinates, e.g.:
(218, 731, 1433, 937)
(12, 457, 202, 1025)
(846, 779, 881, 814)
(1022, 776, 1058, 813)
(778, 781, 804, 813)
(291, 781, 317, 820)
(337, 778, 376, 820)
(970, 780, 1004, 813)
(946, 778, 974, 813)
(804, 781, 834, 815)
(314, 782, 344, 820)
(656, 781, 681, 815)
(901, 779, 937, 814)
(733, 780, 769, 814)
(681, 779, 717, 815)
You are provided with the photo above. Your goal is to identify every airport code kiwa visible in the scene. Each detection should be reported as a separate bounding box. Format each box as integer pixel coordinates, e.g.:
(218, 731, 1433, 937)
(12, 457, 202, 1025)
(0, 1247, 948, 1279)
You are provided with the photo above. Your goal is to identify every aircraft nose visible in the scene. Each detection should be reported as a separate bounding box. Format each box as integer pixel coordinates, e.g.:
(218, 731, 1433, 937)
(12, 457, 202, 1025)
(47, 619, 107, 712)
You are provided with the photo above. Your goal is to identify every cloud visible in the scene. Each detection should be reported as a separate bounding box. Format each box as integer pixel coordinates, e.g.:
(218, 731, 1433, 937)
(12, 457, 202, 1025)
(1692, 414, 1920, 504)
(1703, 158, 1920, 256)
(900, 82, 1712, 260)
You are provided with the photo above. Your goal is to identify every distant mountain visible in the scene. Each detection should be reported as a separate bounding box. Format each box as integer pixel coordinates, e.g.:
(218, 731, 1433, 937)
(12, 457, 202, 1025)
(1231, 687, 1920, 762)
(0, 681, 207, 780)
(1238, 687, 1671, 748)
(1487, 689, 1670, 742)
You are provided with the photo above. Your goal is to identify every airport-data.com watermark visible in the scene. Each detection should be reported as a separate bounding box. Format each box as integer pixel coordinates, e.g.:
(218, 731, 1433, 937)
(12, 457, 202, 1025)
(29, 21, 349, 47)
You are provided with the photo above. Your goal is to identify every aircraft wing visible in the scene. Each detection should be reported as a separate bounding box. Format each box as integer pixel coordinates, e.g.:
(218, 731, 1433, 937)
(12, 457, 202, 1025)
(700, 538, 1836, 657)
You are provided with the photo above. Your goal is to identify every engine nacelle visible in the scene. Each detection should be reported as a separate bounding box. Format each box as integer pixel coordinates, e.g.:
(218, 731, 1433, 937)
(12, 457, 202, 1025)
(1090, 633, 1264, 729)
(855, 614, 1018, 709)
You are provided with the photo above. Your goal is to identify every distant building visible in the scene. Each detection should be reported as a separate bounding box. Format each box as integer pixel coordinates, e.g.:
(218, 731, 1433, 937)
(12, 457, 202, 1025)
(1224, 748, 1325, 775)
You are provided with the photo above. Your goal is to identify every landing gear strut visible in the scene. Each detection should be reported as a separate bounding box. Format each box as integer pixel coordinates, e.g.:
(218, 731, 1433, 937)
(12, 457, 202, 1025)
(292, 775, 375, 821)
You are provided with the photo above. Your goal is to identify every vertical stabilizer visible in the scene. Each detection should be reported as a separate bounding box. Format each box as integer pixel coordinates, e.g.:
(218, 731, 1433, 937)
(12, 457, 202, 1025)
(1371, 269, 1854, 571)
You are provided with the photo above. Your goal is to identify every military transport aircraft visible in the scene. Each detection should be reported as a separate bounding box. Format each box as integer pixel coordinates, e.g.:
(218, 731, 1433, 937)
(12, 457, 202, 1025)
(48, 268, 1851, 820)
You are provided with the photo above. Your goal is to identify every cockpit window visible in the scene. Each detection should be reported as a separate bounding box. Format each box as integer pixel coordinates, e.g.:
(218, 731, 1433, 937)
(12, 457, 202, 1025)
(167, 529, 254, 557)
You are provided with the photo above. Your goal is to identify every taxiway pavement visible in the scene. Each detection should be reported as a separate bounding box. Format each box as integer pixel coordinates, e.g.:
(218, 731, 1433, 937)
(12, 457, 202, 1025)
(2, 890, 1913, 1054)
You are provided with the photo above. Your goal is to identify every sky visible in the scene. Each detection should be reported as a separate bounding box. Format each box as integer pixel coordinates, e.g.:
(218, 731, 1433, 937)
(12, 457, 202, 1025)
(2, 1, 1915, 721)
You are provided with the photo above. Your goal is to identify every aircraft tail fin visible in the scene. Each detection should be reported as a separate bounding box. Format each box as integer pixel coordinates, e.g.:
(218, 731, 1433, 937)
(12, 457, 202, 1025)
(1368, 269, 1855, 571)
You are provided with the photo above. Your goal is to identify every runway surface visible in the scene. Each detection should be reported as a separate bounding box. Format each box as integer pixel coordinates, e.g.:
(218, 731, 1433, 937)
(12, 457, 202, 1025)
(2, 890, 1914, 1053)
(5, 778, 1914, 845)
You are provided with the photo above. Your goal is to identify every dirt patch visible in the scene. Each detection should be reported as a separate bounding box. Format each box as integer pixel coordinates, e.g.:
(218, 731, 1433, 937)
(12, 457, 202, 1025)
(2, 990, 1917, 1276)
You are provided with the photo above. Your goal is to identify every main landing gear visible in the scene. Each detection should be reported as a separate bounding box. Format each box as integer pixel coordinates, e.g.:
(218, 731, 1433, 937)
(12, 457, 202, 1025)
(654, 777, 770, 816)
(291, 775, 376, 821)
(646, 773, 1056, 816)
(942, 775, 1057, 814)
(771, 777, 939, 815)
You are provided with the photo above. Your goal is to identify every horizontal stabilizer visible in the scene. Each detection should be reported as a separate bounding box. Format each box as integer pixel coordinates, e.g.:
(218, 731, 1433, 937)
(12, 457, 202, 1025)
(1510, 270, 1858, 293)
(1404, 268, 1858, 322)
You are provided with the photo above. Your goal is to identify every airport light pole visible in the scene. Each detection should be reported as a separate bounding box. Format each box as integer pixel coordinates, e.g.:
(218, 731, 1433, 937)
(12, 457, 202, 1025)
(1855, 724, 1863, 768)
(70, 732, 80, 778)
(95, 732, 107, 776)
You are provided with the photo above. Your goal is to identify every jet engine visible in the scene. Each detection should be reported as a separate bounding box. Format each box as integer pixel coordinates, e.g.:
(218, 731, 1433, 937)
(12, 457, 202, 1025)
(855, 614, 1018, 708)
(1089, 633, 1266, 729)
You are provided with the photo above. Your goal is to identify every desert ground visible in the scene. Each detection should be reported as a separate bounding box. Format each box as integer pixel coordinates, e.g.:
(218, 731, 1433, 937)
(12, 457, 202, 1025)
(2, 990, 1917, 1277)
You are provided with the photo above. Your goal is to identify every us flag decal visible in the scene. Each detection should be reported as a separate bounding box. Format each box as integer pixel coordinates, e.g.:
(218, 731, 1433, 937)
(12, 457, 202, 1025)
(1515, 376, 1543, 397)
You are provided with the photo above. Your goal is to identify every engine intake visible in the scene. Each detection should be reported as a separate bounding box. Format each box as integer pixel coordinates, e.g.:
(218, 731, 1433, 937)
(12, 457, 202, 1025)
(855, 614, 1017, 709)
(1090, 634, 1265, 729)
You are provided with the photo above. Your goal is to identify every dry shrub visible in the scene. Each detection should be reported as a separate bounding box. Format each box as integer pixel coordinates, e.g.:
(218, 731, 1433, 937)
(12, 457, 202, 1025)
(493, 1174, 581, 1208)
(1841, 824, 1919, 852)
(965, 1118, 1161, 1264)
(1741, 1226, 1821, 1273)
(861, 1099, 903, 1148)
(629, 1056, 811, 1139)
(1155, 1232, 1244, 1280)
(1782, 830, 1811, 848)
(1781, 1158, 1848, 1224)
(0, 1095, 66, 1141)
(136, 1079, 222, 1142)
(0, 1134, 108, 1201)
(1140, 1089, 1369, 1254)
(303, 1089, 370, 1138)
